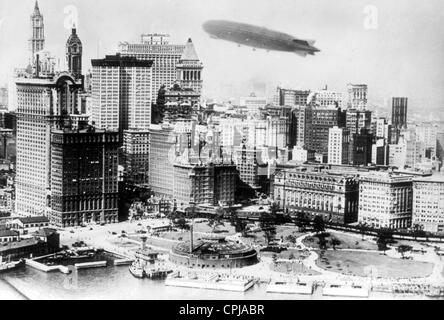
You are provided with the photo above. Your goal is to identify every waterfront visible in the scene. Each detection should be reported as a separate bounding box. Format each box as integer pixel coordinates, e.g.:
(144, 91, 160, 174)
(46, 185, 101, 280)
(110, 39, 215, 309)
(0, 265, 440, 300)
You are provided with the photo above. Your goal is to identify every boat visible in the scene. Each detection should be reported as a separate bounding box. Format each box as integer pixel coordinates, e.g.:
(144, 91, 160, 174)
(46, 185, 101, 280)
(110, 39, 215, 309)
(322, 282, 370, 298)
(144, 266, 172, 279)
(266, 280, 314, 295)
(129, 260, 144, 279)
(0, 257, 25, 273)
(165, 271, 256, 292)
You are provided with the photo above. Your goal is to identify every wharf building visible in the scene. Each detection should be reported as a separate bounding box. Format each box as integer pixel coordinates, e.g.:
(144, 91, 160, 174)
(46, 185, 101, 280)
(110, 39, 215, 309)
(358, 172, 413, 229)
(50, 126, 120, 227)
(412, 174, 444, 233)
(273, 168, 359, 224)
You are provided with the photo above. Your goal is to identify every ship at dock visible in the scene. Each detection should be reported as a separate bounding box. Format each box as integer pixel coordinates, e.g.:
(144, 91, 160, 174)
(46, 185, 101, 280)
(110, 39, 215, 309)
(165, 271, 256, 292)
(266, 280, 314, 295)
(0, 256, 25, 273)
(129, 249, 172, 279)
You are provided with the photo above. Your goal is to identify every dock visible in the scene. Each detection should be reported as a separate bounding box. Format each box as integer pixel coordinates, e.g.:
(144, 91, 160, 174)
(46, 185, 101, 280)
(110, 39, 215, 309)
(74, 261, 107, 269)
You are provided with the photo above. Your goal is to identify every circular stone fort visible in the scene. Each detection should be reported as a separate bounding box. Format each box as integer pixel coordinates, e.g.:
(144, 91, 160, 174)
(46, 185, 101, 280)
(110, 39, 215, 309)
(169, 234, 258, 269)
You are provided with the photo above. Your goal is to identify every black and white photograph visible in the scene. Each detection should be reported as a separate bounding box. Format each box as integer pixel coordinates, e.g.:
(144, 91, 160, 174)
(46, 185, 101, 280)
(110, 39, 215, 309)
(0, 0, 443, 305)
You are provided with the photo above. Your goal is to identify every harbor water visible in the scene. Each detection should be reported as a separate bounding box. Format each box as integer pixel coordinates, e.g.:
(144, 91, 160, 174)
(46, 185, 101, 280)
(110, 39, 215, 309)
(0, 265, 440, 300)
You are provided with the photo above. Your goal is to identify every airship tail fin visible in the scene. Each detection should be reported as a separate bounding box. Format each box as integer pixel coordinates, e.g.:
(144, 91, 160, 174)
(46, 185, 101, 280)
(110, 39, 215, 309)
(306, 39, 316, 46)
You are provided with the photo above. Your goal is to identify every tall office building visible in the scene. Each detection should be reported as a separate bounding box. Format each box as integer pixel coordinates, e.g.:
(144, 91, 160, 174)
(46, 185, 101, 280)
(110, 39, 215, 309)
(306, 106, 346, 160)
(274, 87, 311, 106)
(347, 84, 367, 109)
(392, 97, 408, 131)
(412, 175, 444, 233)
(345, 109, 372, 135)
(29, 1, 45, 67)
(148, 124, 177, 198)
(358, 172, 413, 229)
(91, 54, 153, 131)
(328, 126, 350, 165)
(175, 38, 203, 96)
(123, 129, 150, 185)
(15, 73, 84, 216)
(118, 34, 187, 101)
(50, 127, 120, 227)
(309, 88, 343, 108)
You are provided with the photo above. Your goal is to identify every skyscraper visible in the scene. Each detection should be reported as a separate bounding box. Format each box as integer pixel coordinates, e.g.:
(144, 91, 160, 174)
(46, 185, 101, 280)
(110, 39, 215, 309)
(392, 97, 408, 130)
(176, 38, 203, 97)
(15, 73, 84, 216)
(328, 126, 350, 165)
(29, 1, 45, 67)
(118, 34, 186, 101)
(347, 83, 368, 109)
(91, 54, 153, 131)
(50, 127, 120, 227)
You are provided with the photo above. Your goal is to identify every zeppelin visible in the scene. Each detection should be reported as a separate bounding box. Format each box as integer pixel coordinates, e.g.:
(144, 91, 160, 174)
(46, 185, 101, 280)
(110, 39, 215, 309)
(203, 20, 320, 57)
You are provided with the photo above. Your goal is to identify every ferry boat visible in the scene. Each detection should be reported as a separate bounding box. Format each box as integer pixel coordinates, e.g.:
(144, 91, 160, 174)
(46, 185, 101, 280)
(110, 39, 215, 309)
(165, 271, 256, 292)
(322, 282, 370, 298)
(143, 266, 172, 279)
(129, 260, 144, 279)
(266, 280, 314, 295)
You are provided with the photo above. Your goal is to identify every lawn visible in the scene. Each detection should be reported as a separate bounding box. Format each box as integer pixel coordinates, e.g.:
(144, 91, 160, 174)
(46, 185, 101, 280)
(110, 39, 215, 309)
(315, 250, 434, 279)
(271, 261, 321, 276)
(261, 248, 310, 261)
(303, 231, 378, 251)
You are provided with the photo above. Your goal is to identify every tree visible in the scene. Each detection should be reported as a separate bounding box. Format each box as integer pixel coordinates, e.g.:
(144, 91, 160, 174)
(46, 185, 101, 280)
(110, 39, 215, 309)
(397, 245, 413, 259)
(376, 228, 395, 254)
(318, 234, 328, 250)
(207, 206, 225, 232)
(295, 211, 309, 232)
(330, 237, 341, 250)
(260, 210, 277, 245)
(313, 215, 325, 234)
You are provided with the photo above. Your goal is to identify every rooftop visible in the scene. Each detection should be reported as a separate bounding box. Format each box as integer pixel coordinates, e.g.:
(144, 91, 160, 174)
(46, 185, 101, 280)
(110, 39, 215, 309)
(17, 216, 49, 225)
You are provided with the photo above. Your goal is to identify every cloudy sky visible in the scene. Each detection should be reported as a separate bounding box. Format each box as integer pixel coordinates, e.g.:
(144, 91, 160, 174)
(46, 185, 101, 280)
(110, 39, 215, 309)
(0, 0, 443, 111)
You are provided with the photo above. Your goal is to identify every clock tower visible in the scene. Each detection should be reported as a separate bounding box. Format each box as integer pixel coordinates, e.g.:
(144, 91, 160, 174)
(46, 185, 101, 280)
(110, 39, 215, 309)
(66, 27, 83, 79)
(29, 1, 45, 67)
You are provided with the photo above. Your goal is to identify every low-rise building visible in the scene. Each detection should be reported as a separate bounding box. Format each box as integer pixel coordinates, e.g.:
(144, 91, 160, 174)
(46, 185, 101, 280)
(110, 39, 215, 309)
(0, 229, 19, 242)
(7, 216, 50, 235)
(274, 168, 359, 224)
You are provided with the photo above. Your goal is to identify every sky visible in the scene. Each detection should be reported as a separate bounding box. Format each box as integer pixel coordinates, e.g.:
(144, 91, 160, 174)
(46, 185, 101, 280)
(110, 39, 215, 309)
(1, 0, 444, 112)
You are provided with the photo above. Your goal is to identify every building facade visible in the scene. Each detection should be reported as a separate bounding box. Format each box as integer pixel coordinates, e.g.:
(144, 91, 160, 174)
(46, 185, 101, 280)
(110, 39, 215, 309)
(123, 129, 150, 185)
(328, 126, 350, 165)
(49, 128, 120, 227)
(118, 34, 186, 101)
(412, 175, 444, 233)
(15, 73, 83, 216)
(91, 54, 153, 132)
(358, 172, 413, 229)
(274, 169, 359, 224)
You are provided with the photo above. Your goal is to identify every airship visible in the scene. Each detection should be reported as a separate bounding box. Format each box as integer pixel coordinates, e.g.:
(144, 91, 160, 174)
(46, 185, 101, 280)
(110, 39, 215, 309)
(202, 20, 320, 57)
